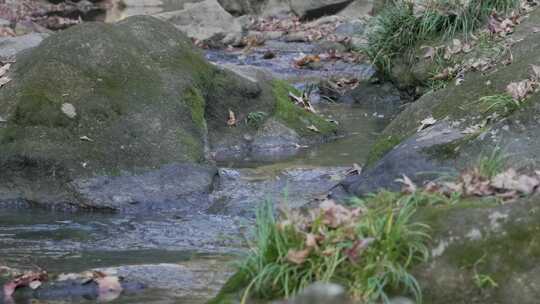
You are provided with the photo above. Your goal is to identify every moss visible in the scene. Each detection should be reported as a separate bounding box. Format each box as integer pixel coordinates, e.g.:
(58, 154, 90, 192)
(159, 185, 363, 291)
(442, 211, 540, 290)
(13, 91, 75, 128)
(176, 128, 204, 162)
(207, 270, 250, 304)
(365, 134, 402, 166)
(415, 199, 498, 234)
(184, 86, 207, 131)
(271, 79, 337, 137)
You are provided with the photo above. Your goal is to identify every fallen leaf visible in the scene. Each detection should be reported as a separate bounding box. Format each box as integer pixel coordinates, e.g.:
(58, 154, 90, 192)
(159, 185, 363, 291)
(506, 80, 532, 101)
(307, 125, 320, 132)
(396, 175, 417, 193)
(344, 238, 375, 262)
(530, 64, 540, 81)
(79, 136, 94, 142)
(227, 109, 237, 127)
(61, 103, 77, 118)
(3, 271, 48, 297)
(28, 281, 41, 290)
(345, 163, 362, 176)
(294, 54, 320, 68)
(0, 64, 11, 78)
(418, 116, 437, 132)
(492, 169, 539, 194)
(287, 248, 310, 264)
(305, 233, 318, 248)
(0, 76, 11, 87)
(95, 275, 123, 302)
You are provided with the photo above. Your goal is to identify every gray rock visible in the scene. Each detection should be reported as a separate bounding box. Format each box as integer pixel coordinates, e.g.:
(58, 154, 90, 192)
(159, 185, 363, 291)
(71, 163, 218, 212)
(413, 197, 540, 304)
(290, 0, 354, 19)
(0, 16, 334, 210)
(334, 19, 365, 36)
(250, 118, 302, 162)
(313, 40, 348, 53)
(155, 0, 242, 43)
(337, 82, 403, 115)
(284, 282, 350, 304)
(284, 31, 309, 42)
(97, 258, 233, 300)
(210, 166, 345, 217)
(338, 122, 461, 196)
(0, 33, 47, 60)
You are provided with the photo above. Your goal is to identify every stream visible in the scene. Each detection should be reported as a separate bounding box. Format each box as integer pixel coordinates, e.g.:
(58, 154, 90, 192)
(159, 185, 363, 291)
(0, 1, 398, 303)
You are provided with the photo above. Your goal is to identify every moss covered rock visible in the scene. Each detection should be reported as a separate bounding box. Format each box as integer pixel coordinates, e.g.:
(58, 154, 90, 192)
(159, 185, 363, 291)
(338, 9, 540, 197)
(0, 16, 336, 210)
(414, 197, 540, 303)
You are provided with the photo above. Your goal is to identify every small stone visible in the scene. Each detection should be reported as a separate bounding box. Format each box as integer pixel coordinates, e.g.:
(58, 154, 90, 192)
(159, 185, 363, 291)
(0, 115, 6, 123)
(263, 50, 276, 59)
(61, 103, 77, 118)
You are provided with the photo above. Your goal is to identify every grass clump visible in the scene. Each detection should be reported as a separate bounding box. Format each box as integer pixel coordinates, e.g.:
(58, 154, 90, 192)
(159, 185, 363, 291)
(477, 94, 520, 115)
(365, 0, 519, 73)
(477, 147, 506, 178)
(246, 111, 268, 127)
(238, 197, 430, 303)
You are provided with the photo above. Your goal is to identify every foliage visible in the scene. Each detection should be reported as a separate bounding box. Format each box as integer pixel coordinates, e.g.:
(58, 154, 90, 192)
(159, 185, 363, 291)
(246, 111, 268, 127)
(477, 94, 520, 115)
(238, 197, 430, 303)
(365, 0, 519, 73)
(477, 147, 506, 178)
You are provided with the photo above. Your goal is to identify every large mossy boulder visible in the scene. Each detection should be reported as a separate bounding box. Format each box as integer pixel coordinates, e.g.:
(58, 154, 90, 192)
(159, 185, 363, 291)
(338, 9, 540, 197)
(0, 16, 337, 210)
(415, 197, 540, 303)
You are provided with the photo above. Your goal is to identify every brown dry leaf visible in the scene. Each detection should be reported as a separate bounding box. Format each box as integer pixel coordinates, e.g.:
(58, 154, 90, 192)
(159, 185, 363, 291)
(344, 238, 375, 262)
(431, 67, 452, 81)
(0, 27, 15, 37)
(305, 233, 318, 248)
(461, 170, 493, 196)
(307, 125, 320, 132)
(396, 175, 417, 194)
(506, 80, 532, 101)
(319, 200, 357, 228)
(95, 276, 123, 302)
(294, 54, 320, 68)
(3, 271, 48, 297)
(491, 169, 540, 194)
(287, 248, 310, 264)
(227, 109, 237, 127)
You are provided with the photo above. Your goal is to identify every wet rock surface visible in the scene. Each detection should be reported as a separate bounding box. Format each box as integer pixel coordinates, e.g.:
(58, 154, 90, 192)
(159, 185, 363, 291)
(337, 122, 462, 197)
(414, 197, 540, 304)
(210, 166, 345, 217)
(71, 163, 218, 212)
(0, 33, 48, 60)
